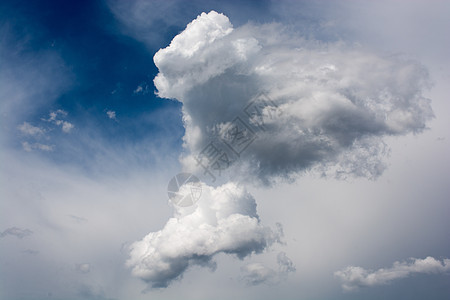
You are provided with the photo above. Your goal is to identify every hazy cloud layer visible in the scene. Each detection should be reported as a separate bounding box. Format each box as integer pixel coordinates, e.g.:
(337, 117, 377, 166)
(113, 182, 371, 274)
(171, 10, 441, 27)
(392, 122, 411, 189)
(335, 256, 450, 291)
(126, 182, 282, 288)
(153, 11, 433, 184)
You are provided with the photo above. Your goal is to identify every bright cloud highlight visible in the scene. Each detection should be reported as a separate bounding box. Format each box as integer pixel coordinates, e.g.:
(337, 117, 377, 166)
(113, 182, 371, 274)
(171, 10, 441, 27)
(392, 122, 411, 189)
(126, 182, 282, 288)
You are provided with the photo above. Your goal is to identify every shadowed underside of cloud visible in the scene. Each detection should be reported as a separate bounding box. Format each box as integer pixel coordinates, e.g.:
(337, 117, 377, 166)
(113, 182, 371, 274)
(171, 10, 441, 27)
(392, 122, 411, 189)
(126, 182, 282, 288)
(335, 256, 450, 291)
(153, 11, 433, 185)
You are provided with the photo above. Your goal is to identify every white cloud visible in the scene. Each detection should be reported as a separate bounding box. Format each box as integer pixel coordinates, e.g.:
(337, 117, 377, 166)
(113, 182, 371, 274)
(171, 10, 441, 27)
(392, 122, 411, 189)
(153, 11, 434, 185)
(46, 109, 67, 122)
(17, 122, 44, 137)
(133, 83, 150, 95)
(335, 256, 450, 291)
(44, 109, 74, 133)
(106, 110, 116, 120)
(22, 141, 54, 152)
(126, 182, 282, 288)
(153, 11, 255, 101)
(61, 121, 74, 133)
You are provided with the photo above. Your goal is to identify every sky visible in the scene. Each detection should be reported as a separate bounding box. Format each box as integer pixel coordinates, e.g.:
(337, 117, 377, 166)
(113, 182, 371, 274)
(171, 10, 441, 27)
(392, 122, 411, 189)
(1, 0, 449, 299)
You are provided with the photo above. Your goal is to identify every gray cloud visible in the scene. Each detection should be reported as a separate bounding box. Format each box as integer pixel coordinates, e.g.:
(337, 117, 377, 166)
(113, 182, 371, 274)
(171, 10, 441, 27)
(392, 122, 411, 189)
(335, 256, 450, 291)
(22, 249, 39, 255)
(76, 284, 116, 300)
(153, 11, 433, 185)
(240, 251, 296, 286)
(0, 227, 33, 239)
(241, 262, 277, 286)
(68, 214, 88, 224)
(277, 251, 296, 273)
(76, 263, 91, 274)
(126, 182, 282, 288)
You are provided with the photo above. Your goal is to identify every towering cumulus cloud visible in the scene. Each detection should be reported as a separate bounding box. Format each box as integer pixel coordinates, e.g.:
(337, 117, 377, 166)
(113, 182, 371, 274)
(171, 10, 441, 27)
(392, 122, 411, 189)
(154, 11, 433, 184)
(128, 10, 434, 289)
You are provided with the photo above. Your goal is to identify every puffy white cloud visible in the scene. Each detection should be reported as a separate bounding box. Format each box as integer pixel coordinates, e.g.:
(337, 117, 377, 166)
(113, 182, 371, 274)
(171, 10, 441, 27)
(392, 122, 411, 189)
(61, 121, 74, 133)
(153, 11, 252, 101)
(126, 182, 282, 288)
(335, 256, 450, 291)
(18, 109, 73, 151)
(153, 11, 434, 185)
(106, 110, 117, 120)
(44, 109, 74, 133)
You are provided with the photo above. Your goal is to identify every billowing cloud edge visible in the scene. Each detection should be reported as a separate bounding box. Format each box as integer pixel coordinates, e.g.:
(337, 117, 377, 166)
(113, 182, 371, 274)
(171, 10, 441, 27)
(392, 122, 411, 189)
(126, 182, 282, 288)
(152, 10, 434, 185)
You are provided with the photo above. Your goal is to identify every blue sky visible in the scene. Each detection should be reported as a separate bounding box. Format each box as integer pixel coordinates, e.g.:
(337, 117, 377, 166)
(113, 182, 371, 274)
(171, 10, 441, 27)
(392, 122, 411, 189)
(1, 0, 187, 173)
(1, 1, 450, 300)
